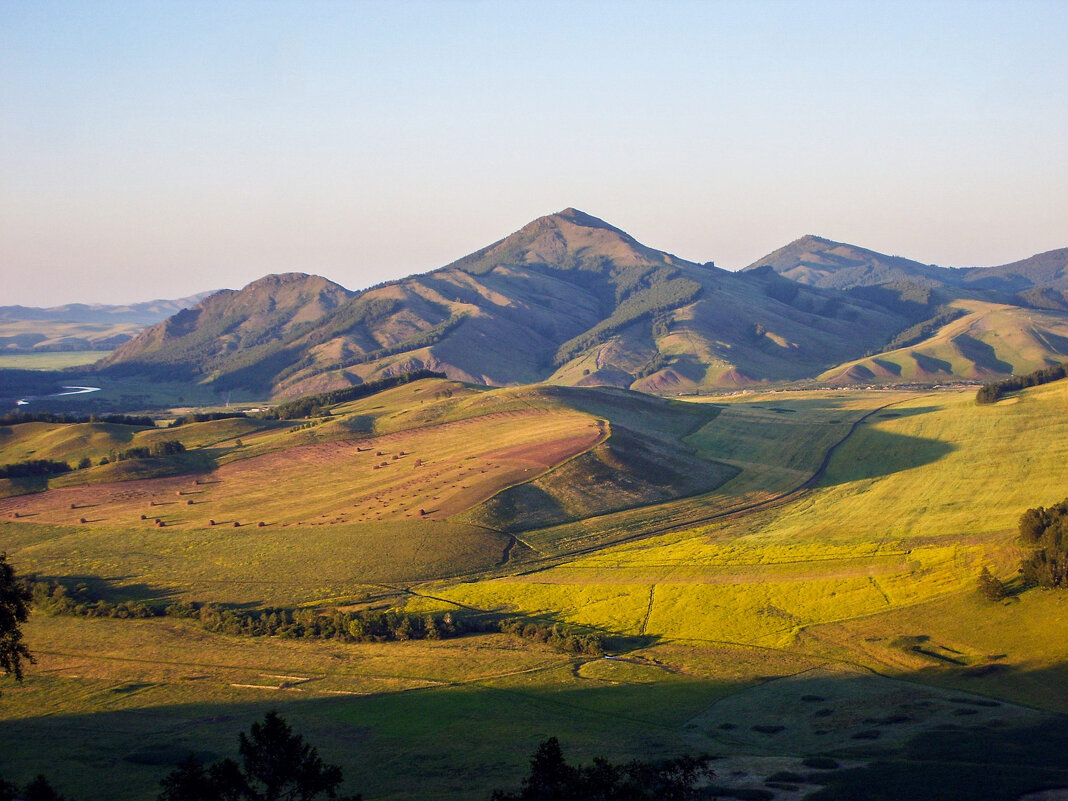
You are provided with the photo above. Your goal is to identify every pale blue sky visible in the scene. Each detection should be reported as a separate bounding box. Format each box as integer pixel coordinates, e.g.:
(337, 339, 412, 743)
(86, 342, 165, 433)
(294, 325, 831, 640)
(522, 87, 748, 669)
(2, 0, 1066, 305)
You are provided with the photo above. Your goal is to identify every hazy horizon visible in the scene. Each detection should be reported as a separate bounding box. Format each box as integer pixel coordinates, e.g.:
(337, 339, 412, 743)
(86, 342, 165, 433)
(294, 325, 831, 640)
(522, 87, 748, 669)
(3, 0, 1066, 307)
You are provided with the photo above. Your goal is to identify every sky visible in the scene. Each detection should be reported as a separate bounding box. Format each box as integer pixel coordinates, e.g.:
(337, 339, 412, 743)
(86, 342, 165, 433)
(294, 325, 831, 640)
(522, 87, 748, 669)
(2, 0, 1066, 307)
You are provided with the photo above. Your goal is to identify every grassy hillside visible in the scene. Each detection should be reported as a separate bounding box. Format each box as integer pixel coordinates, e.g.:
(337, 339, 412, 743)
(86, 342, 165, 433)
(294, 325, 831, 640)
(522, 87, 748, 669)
(820, 298, 1068, 383)
(0, 380, 741, 602)
(425, 381, 1068, 678)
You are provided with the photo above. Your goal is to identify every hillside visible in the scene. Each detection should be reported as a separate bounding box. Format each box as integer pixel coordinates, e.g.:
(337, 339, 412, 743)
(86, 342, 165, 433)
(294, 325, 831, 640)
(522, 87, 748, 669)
(99, 210, 915, 396)
(0, 379, 737, 574)
(820, 299, 1068, 384)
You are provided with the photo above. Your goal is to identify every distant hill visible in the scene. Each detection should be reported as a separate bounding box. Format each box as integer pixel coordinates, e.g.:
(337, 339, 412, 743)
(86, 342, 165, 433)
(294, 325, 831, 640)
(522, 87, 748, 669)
(100, 209, 916, 396)
(959, 247, 1068, 309)
(0, 291, 214, 352)
(744, 235, 1068, 303)
(743, 234, 955, 289)
(820, 299, 1068, 385)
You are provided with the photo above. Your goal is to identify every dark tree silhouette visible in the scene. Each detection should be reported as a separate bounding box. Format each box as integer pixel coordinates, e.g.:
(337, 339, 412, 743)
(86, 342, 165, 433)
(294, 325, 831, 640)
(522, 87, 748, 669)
(158, 712, 359, 801)
(0, 774, 66, 801)
(491, 737, 714, 801)
(1018, 498, 1068, 589)
(977, 566, 1008, 601)
(0, 552, 33, 687)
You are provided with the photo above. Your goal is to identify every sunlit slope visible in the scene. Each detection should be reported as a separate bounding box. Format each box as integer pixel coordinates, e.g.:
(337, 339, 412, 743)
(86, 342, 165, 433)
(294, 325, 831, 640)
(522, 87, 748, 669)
(505, 390, 905, 557)
(0, 417, 275, 467)
(425, 381, 1068, 657)
(0, 380, 740, 603)
(460, 386, 735, 530)
(820, 299, 1068, 383)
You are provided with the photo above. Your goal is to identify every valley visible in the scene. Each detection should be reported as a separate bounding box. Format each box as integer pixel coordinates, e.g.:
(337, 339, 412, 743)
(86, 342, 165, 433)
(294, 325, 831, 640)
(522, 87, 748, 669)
(3, 374, 1068, 800)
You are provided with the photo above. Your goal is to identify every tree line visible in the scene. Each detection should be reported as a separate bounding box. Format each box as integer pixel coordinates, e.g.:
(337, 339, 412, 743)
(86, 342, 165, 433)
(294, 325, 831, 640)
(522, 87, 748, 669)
(3, 557, 641, 801)
(0, 411, 155, 427)
(26, 579, 604, 655)
(975, 362, 1068, 404)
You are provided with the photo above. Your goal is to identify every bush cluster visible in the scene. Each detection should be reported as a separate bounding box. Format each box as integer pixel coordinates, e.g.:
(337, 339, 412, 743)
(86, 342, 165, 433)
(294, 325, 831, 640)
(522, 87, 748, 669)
(1018, 498, 1068, 588)
(0, 459, 72, 479)
(498, 618, 605, 655)
(103, 440, 185, 465)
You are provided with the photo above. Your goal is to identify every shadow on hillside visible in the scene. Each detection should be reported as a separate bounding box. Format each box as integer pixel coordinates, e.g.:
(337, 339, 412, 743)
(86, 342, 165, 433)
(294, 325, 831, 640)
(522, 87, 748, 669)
(818, 427, 954, 486)
(7, 657, 1068, 801)
(28, 574, 183, 604)
(952, 334, 1014, 374)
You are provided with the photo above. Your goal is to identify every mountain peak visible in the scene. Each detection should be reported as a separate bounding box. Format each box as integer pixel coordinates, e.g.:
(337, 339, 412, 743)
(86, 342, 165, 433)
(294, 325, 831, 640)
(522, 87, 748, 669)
(239, 272, 348, 293)
(444, 208, 666, 276)
(792, 234, 838, 248)
(545, 207, 621, 232)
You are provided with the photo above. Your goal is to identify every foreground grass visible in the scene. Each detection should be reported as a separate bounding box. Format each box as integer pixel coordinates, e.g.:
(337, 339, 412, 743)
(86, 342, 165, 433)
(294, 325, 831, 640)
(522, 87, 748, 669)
(0, 615, 748, 801)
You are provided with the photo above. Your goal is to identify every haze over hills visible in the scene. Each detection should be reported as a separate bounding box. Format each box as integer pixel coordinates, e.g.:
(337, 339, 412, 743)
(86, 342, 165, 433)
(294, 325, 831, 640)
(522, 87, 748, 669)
(92, 210, 1068, 396)
(0, 292, 215, 352)
(745, 234, 1068, 300)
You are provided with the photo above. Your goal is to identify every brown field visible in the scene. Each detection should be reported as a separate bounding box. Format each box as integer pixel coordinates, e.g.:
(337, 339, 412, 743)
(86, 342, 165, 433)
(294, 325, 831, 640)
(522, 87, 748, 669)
(0, 408, 604, 529)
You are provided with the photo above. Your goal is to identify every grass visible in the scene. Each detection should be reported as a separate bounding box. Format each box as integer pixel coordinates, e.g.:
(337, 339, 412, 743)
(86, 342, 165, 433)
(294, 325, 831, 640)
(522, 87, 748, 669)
(418, 380, 1068, 697)
(0, 614, 745, 801)
(8, 380, 1068, 799)
(0, 350, 112, 370)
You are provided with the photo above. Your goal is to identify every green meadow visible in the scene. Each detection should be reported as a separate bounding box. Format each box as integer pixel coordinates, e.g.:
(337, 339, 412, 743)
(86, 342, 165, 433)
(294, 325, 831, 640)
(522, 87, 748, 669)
(0, 350, 112, 370)
(4, 378, 1068, 799)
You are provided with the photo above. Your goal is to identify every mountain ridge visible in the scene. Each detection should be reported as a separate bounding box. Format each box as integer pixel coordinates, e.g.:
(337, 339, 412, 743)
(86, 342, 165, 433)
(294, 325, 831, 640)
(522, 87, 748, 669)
(93, 210, 1068, 396)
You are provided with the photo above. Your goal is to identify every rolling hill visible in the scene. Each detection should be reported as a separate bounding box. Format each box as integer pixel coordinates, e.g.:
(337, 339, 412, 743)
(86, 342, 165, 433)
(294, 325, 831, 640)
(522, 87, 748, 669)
(820, 299, 1068, 384)
(98, 210, 916, 396)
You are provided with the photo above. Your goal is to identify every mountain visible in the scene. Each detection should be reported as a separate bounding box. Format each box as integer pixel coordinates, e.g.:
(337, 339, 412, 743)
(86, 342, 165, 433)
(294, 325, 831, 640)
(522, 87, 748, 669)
(959, 248, 1068, 309)
(744, 236, 1068, 303)
(742, 234, 954, 290)
(98, 274, 353, 381)
(0, 292, 215, 325)
(0, 292, 215, 352)
(99, 209, 915, 396)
